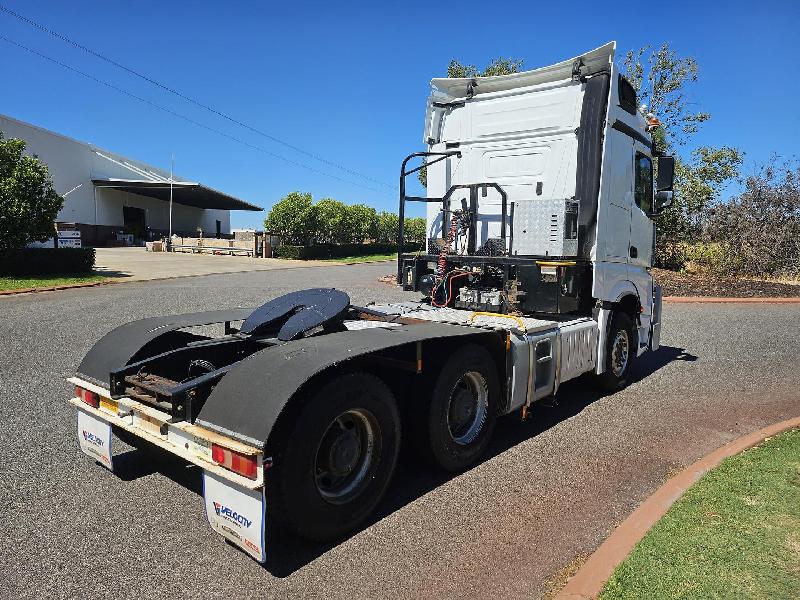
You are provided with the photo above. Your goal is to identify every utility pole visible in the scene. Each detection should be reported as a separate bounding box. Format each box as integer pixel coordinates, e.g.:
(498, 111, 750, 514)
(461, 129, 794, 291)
(169, 153, 174, 250)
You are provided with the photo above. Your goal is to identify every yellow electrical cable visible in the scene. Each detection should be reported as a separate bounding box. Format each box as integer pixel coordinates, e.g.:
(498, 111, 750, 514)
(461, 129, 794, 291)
(535, 260, 577, 267)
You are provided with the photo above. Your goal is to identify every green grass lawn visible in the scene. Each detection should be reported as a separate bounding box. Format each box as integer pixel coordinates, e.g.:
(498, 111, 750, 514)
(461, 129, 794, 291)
(321, 253, 397, 263)
(0, 273, 109, 291)
(600, 428, 800, 599)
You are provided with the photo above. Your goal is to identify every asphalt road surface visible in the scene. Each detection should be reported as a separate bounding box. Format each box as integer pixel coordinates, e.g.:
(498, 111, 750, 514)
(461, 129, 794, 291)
(1, 263, 797, 599)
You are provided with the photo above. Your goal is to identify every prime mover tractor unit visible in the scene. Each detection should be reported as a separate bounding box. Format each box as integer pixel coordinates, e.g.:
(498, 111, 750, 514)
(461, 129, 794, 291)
(69, 42, 673, 562)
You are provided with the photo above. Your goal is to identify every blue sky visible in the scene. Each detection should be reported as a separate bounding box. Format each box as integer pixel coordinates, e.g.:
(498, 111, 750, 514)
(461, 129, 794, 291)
(1, 0, 798, 229)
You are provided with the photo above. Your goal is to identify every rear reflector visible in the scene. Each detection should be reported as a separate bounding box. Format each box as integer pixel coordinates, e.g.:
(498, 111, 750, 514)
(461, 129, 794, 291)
(75, 386, 100, 408)
(211, 443, 258, 480)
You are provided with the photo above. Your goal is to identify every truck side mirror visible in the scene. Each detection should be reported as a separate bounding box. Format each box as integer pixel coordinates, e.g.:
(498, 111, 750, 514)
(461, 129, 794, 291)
(654, 190, 673, 213)
(656, 156, 675, 192)
(651, 155, 675, 216)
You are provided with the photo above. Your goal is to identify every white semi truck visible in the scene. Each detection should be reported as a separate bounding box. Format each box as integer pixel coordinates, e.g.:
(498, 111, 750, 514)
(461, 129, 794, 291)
(69, 42, 673, 562)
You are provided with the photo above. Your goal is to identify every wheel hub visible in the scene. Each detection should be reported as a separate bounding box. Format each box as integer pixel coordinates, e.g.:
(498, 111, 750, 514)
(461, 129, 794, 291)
(446, 371, 488, 445)
(449, 388, 477, 431)
(314, 409, 378, 505)
(327, 430, 360, 477)
(610, 329, 630, 377)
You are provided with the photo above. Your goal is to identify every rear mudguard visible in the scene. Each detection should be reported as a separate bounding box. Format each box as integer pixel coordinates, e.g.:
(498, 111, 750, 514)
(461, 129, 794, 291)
(195, 323, 488, 447)
(76, 309, 252, 387)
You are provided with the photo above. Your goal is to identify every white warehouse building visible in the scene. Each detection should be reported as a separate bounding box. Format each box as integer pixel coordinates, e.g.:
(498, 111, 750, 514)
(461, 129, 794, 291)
(0, 114, 262, 246)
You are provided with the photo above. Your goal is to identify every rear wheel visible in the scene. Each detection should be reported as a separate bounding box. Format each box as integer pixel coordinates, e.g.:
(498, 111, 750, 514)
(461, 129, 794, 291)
(597, 311, 636, 391)
(266, 372, 400, 541)
(416, 345, 498, 472)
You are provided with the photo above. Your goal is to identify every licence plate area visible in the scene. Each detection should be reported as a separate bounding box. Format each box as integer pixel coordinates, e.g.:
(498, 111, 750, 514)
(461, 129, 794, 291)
(167, 426, 213, 461)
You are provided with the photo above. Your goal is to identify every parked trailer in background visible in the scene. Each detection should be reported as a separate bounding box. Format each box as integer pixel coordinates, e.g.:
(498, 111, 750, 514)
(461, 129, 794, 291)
(69, 42, 673, 561)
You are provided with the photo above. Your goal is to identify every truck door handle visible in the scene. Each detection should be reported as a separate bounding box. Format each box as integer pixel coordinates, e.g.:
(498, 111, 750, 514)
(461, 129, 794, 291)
(630, 246, 638, 258)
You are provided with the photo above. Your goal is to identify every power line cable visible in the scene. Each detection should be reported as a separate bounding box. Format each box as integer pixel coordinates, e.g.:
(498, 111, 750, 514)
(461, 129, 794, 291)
(0, 3, 393, 189)
(0, 34, 388, 195)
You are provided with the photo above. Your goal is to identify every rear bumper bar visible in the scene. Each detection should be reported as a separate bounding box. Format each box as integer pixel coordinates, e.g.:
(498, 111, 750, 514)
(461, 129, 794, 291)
(68, 376, 265, 490)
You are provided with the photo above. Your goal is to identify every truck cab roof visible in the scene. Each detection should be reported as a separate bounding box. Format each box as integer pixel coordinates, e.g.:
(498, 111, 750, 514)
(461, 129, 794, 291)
(429, 41, 615, 100)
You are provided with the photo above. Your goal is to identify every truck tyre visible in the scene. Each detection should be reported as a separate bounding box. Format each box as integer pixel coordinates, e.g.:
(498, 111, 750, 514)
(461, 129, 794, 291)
(597, 311, 636, 392)
(416, 344, 498, 472)
(266, 372, 401, 542)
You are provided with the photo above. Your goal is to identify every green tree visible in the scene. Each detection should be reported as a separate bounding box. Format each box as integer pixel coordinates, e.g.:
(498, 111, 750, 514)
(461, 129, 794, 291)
(657, 146, 743, 268)
(343, 203, 378, 243)
(315, 198, 348, 244)
(263, 191, 318, 245)
(375, 211, 399, 244)
(404, 217, 427, 246)
(622, 44, 710, 150)
(622, 44, 742, 268)
(0, 132, 63, 249)
(446, 56, 525, 79)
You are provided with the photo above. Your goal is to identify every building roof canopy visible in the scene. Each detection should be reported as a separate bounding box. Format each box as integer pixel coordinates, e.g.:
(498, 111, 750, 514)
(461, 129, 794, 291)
(91, 178, 262, 212)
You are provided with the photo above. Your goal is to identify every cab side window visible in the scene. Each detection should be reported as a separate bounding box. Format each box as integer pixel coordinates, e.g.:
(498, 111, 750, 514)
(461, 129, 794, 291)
(634, 153, 653, 214)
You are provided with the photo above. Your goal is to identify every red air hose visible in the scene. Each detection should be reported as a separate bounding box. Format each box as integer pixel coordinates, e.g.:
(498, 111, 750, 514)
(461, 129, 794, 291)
(431, 271, 470, 308)
(432, 210, 471, 308)
(438, 213, 458, 278)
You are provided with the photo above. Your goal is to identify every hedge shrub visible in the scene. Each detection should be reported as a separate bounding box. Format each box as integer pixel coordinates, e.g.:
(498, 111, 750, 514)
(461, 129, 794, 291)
(275, 242, 421, 260)
(705, 163, 800, 277)
(264, 192, 427, 246)
(0, 247, 95, 276)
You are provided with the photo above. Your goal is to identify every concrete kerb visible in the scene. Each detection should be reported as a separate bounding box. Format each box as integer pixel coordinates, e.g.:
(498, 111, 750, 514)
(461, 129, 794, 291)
(0, 279, 116, 296)
(555, 415, 800, 600)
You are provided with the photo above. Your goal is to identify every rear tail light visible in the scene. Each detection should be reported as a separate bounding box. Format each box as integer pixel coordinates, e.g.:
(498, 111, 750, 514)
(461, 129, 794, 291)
(75, 386, 100, 408)
(211, 443, 258, 480)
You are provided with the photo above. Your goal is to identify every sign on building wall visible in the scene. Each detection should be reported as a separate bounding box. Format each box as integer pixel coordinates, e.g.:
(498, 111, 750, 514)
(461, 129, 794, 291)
(29, 228, 82, 248)
(58, 230, 81, 248)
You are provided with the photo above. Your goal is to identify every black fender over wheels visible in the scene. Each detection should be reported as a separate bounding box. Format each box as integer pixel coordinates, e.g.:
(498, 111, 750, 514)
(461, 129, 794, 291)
(414, 344, 499, 472)
(265, 372, 401, 542)
(597, 311, 637, 392)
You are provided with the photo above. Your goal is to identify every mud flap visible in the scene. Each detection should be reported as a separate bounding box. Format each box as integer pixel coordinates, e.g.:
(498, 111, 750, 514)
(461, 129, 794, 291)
(202, 471, 266, 562)
(77, 408, 114, 470)
(650, 284, 662, 351)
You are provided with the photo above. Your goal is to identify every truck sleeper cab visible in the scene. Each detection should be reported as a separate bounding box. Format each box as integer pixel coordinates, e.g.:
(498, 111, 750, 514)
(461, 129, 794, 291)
(68, 42, 671, 563)
(398, 41, 673, 362)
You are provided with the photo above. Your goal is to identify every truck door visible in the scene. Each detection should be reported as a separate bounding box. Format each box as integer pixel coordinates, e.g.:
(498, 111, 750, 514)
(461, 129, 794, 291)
(597, 129, 633, 263)
(627, 146, 656, 335)
(629, 147, 654, 267)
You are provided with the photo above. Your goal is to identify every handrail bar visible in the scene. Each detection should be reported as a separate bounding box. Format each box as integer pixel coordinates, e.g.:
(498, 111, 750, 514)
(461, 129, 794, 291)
(397, 151, 461, 281)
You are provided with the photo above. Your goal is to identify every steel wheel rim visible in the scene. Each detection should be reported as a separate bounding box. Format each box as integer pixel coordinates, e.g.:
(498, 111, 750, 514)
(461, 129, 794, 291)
(446, 371, 488, 445)
(314, 408, 379, 505)
(610, 329, 630, 377)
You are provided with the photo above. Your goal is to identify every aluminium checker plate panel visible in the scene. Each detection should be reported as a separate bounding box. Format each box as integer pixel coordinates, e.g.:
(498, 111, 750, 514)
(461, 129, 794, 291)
(511, 197, 578, 257)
